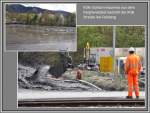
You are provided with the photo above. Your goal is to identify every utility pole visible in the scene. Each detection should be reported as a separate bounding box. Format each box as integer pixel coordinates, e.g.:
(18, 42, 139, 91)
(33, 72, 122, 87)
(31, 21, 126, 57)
(113, 26, 116, 80)
(144, 25, 146, 67)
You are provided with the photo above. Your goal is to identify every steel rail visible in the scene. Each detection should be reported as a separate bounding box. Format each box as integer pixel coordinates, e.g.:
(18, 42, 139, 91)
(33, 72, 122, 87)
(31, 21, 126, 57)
(18, 97, 145, 107)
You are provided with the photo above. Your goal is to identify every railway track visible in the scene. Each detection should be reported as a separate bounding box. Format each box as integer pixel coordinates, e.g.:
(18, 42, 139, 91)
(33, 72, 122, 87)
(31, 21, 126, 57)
(18, 97, 145, 107)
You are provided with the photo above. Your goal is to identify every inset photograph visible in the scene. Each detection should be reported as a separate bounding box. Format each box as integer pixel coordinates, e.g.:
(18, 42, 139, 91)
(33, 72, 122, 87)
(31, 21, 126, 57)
(5, 3, 76, 51)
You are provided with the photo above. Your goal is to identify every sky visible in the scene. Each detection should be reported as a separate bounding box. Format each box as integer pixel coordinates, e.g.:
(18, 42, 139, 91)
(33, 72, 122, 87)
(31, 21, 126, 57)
(21, 3, 76, 13)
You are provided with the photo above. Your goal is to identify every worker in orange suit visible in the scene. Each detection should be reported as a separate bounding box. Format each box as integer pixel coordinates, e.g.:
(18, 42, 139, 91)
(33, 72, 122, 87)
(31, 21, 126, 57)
(124, 47, 141, 99)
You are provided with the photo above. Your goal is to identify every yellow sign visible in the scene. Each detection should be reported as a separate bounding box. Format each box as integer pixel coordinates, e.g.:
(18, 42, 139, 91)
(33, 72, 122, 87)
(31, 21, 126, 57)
(99, 57, 113, 72)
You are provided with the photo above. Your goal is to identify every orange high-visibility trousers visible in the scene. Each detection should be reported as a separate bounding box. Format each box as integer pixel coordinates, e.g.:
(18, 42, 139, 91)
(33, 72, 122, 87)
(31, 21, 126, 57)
(127, 71, 139, 97)
(125, 54, 141, 97)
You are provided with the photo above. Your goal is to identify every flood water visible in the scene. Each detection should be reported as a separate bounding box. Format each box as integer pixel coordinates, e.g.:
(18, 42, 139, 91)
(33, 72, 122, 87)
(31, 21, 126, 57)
(6, 24, 76, 51)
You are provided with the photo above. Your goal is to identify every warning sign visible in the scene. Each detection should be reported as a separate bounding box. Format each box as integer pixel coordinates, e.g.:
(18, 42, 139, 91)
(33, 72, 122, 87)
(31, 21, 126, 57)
(99, 57, 113, 72)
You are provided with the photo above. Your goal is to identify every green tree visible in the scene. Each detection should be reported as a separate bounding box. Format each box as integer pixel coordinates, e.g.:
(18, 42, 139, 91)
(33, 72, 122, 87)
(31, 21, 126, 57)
(64, 13, 76, 27)
(116, 26, 145, 47)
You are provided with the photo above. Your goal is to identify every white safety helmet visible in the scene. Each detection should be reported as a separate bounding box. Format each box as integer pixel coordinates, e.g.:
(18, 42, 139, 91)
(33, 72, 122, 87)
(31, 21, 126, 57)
(128, 47, 135, 52)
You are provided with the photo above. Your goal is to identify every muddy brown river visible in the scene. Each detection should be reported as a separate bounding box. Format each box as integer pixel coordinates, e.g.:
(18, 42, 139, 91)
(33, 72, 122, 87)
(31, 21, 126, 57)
(6, 24, 76, 51)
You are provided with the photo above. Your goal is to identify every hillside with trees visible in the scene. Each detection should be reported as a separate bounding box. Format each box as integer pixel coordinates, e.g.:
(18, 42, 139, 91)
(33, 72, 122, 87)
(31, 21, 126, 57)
(6, 4, 76, 27)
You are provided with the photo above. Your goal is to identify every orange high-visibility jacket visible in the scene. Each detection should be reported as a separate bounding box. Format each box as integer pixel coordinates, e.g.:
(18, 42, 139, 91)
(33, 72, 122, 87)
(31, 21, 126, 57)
(125, 54, 141, 74)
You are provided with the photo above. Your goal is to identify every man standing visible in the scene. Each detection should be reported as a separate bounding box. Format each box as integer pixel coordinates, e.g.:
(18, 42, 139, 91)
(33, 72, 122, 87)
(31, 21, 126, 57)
(124, 47, 141, 99)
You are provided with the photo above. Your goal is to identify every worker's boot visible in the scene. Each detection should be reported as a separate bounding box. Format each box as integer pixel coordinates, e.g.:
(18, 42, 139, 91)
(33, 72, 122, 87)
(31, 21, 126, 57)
(126, 96, 133, 99)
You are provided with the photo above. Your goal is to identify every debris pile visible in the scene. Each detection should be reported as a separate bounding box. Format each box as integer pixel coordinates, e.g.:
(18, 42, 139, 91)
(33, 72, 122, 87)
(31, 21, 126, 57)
(64, 70, 127, 91)
(18, 64, 101, 91)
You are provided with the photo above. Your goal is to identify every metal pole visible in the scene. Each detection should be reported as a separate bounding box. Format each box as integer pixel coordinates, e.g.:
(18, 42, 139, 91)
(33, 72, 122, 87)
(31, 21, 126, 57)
(113, 26, 116, 79)
(144, 25, 146, 67)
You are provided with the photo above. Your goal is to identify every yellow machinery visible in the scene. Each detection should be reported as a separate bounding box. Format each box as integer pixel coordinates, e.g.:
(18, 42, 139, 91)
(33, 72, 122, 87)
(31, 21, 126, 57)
(84, 42, 90, 64)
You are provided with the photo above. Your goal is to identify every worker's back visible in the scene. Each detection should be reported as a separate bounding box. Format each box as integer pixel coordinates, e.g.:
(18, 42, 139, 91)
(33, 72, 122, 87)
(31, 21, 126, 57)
(125, 54, 141, 74)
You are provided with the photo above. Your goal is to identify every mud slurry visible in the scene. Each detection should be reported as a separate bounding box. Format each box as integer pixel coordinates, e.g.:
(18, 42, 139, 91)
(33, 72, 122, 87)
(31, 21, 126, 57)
(18, 64, 102, 91)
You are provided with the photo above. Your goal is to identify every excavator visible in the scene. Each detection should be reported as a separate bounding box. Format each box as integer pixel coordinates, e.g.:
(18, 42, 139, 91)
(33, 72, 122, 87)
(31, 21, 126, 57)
(78, 42, 99, 71)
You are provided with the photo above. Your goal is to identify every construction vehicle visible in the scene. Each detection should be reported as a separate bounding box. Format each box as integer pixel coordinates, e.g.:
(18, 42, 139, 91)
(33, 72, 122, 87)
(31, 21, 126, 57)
(78, 42, 99, 71)
(88, 54, 99, 71)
